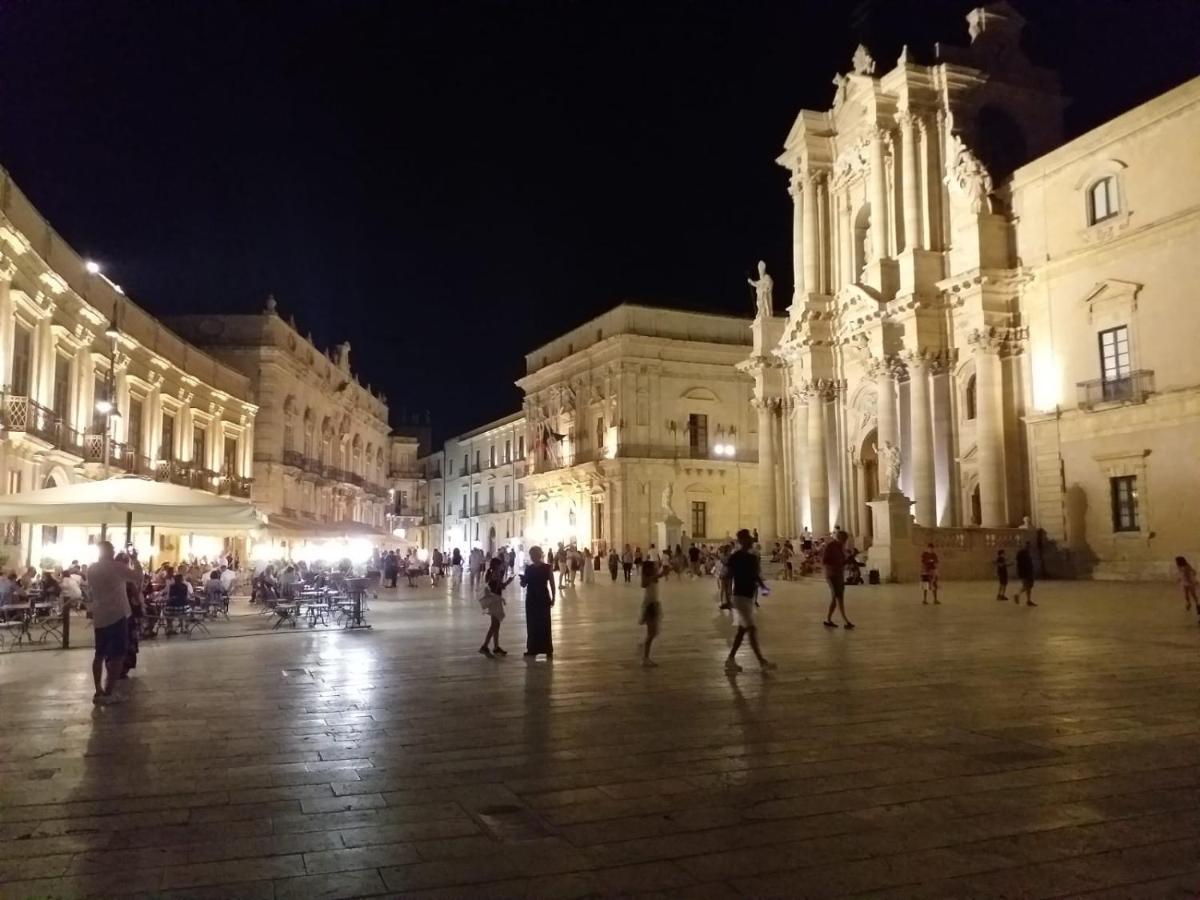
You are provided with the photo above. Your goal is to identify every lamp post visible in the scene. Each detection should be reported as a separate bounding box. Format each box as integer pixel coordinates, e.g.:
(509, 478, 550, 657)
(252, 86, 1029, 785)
(94, 307, 122, 539)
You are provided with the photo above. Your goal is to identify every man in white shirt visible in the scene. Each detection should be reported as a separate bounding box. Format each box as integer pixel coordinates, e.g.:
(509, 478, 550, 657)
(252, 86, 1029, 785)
(87, 541, 143, 705)
(219, 565, 237, 594)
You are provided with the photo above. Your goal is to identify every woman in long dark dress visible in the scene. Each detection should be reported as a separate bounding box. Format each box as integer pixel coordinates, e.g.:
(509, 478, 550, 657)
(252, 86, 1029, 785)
(521, 546, 556, 658)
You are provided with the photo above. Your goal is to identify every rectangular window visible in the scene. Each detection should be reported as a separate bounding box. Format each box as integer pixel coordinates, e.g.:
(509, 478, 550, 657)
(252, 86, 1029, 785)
(691, 500, 707, 538)
(488, 486, 495, 509)
(460, 494, 467, 517)
(504, 439, 511, 462)
(223, 435, 238, 475)
(474, 450, 481, 471)
(399, 490, 408, 509)
(93, 374, 108, 431)
(1110, 476, 1139, 532)
(518, 436, 525, 459)
(473, 491, 479, 514)
(489, 445, 496, 468)
(161, 412, 175, 461)
(688, 413, 708, 458)
(10, 324, 31, 396)
(128, 396, 144, 457)
(518, 484, 525, 508)
(1099, 326, 1131, 400)
(192, 425, 207, 468)
(596, 416, 605, 449)
(52, 353, 71, 418)
(503, 484, 511, 507)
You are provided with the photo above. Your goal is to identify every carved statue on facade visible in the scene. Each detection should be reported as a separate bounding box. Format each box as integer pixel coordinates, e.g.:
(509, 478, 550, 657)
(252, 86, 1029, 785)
(851, 44, 876, 76)
(747, 260, 774, 319)
(877, 440, 902, 493)
(947, 134, 994, 214)
(660, 482, 677, 520)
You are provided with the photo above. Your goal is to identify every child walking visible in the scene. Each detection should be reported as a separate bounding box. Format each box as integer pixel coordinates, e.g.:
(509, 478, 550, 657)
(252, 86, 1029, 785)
(1176, 556, 1199, 620)
(639, 559, 661, 667)
(479, 557, 513, 658)
(994, 550, 1009, 601)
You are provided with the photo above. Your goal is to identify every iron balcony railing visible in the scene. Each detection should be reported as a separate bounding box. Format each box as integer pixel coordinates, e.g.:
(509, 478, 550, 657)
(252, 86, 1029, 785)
(1077, 371, 1154, 410)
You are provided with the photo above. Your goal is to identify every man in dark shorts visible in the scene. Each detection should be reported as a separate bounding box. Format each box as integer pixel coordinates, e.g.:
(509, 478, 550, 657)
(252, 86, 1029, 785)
(822, 530, 855, 629)
(724, 529, 775, 673)
(87, 541, 143, 705)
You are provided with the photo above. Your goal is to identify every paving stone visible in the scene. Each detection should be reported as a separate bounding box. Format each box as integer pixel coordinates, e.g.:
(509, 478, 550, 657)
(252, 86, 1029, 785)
(1, 576, 1197, 897)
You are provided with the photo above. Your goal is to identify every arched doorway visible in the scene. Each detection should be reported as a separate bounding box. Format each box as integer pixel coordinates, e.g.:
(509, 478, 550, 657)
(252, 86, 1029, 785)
(859, 430, 879, 540)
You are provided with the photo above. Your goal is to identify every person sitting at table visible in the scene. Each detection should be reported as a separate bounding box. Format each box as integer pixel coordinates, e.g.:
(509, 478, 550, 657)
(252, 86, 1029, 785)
(204, 569, 226, 610)
(219, 564, 237, 596)
(279, 565, 299, 600)
(19, 566, 38, 593)
(0, 571, 16, 605)
(61, 569, 84, 609)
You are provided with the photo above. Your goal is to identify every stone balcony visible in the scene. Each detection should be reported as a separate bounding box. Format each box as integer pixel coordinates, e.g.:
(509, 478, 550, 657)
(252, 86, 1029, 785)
(1076, 370, 1154, 411)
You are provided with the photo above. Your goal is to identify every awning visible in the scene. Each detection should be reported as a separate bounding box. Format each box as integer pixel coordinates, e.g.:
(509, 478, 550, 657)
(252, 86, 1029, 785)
(0, 475, 266, 534)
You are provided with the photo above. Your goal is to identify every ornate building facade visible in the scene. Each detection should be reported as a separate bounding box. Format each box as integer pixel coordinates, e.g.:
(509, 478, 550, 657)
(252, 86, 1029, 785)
(0, 166, 258, 564)
(752, 2, 1200, 579)
(169, 302, 391, 544)
(519, 304, 758, 553)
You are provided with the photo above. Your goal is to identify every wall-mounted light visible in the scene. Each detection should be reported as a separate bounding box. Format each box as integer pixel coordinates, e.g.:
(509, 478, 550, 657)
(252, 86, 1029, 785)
(85, 260, 101, 275)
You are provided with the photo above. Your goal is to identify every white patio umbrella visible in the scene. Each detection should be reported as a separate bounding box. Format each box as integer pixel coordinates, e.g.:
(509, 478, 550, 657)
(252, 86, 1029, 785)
(0, 475, 266, 534)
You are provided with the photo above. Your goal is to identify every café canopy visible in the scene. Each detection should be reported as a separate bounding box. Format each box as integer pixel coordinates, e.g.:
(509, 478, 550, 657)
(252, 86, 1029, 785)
(0, 476, 266, 533)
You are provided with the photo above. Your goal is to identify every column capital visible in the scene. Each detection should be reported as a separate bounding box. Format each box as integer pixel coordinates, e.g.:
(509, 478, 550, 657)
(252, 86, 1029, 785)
(787, 171, 803, 199)
(968, 326, 1027, 357)
(751, 397, 780, 412)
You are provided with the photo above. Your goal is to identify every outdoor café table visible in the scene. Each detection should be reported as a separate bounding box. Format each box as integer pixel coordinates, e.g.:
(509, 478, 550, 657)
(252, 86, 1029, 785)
(272, 601, 301, 629)
(0, 603, 34, 646)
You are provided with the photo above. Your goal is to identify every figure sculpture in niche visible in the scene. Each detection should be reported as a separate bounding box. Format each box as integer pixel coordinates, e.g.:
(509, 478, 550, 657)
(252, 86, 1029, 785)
(747, 260, 774, 319)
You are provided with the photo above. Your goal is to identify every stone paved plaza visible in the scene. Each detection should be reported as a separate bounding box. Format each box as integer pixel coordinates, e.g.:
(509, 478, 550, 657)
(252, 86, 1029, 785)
(0, 574, 1198, 899)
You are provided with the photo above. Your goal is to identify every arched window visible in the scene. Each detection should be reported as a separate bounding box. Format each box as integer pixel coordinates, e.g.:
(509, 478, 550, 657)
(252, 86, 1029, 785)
(964, 374, 977, 421)
(1088, 177, 1118, 225)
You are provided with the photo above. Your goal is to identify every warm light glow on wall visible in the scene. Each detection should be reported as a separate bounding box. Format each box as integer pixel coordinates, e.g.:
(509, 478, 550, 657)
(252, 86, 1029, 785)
(1031, 350, 1062, 411)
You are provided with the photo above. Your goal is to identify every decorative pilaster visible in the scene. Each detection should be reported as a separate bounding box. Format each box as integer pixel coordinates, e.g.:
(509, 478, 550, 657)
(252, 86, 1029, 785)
(788, 173, 805, 299)
(838, 190, 853, 288)
(899, 112, 923, 252)
(869, 357, 899, 450)
(903, 350, 937, 526)
(754, 397, 778, 543)
(802, 171, 820, 292)
(0, 268, 14, 389)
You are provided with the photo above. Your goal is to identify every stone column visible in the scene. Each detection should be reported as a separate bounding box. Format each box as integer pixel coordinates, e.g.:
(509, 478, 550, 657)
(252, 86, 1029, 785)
(33, 317, 54, 407)
(779, 397, 793, 537)
(0, 273, 14, 389)
(873, 359, 898, 450)
(755, 399, 778, 543)
(792, 391, 810, 531)
(802, 171, 820, 293)
(179, 405, 194, 462)
(789, 173, 804, 298)
(970, 329, 1007, 527)
(114, 369, 129, 444)
(838, 190, 853, 288)
(899, 112, 922, 252)
(242, 420, 255, 478)
(806, 385, 829, 535)
(76, 351, 95, 435)
(918, 116, 936, 251)
(936, 110, 952, 250)
(816, 175, 830, 294)
(856, 455, 870, 534)
(868, 128, 890, 262)
(905, 351, 936, 526)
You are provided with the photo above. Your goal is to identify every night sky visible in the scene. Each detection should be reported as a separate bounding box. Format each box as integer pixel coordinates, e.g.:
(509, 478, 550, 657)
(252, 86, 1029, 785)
(2, 0, 1198, 441)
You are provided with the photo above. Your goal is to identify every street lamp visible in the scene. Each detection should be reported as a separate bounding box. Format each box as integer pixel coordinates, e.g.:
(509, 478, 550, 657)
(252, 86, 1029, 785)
(84, 260, 101, 275)
(97, 312, 122, 478)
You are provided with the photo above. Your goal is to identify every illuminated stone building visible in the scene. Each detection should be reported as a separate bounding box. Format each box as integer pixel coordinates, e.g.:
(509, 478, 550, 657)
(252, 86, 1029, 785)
(0, 165, 258, 564)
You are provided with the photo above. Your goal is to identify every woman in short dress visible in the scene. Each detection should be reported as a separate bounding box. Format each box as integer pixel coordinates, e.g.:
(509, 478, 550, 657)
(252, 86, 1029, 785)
(520, 546, 556, 658)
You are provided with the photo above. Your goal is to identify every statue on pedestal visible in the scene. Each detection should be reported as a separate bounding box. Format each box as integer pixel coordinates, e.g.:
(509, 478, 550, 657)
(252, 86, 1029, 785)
(947, 134, 994, 214)
(660, 482, 677, 520)
(747, 260, 774, 319)
(877, 440, 902, 493)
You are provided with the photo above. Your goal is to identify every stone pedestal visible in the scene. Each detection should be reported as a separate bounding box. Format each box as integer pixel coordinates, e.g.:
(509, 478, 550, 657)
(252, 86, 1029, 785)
(865, 492, 914, 583)
(656, 516, 683, 554)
